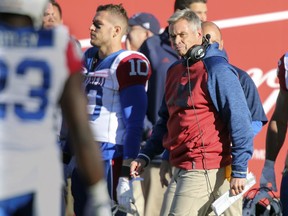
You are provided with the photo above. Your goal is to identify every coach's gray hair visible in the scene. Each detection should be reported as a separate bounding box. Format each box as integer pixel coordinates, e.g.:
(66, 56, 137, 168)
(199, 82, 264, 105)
(168, 9, 201, 34)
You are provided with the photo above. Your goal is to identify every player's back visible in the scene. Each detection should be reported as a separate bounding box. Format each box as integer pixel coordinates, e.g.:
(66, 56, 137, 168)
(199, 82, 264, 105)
(0, 23, 70, 151)
(0, 23, 74, 199)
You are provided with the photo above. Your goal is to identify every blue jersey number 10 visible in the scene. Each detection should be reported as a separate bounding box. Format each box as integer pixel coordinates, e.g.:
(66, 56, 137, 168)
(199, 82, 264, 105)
(0, 59, 50, 120)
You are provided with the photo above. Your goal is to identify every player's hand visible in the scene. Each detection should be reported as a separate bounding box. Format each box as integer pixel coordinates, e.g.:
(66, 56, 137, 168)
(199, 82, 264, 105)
(230, 177, 246, 196)
(130, 158, 146, 178)
(260, 159, 277, 191)
(85, 179, 112, 216)
(116, 177, 134, 213)
(159, 160, 172, 187)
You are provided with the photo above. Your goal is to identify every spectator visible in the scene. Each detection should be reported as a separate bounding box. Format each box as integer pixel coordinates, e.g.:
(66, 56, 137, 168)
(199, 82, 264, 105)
(182, 0, 208, 22)
(42, 0, 56, 29)
(130, 9, 254, 215)
(0, 0, 111, 216)
(126, 12, 160, 51)
(70, 4, 152, 216)
(260, 52, 288, 216)
(51, 0, 63, 24)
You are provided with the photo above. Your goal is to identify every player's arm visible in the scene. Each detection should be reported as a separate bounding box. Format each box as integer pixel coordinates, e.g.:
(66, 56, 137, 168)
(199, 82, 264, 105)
(116, 55, 150, 212)
(260, 54, 288, 192)
(119, 85, 148, 169)
(60, 72, 111, 214)
(266, 52, 288, 161)
(116, 54, 152, 175)
(265, 88, 288, 161)
(60, 72, 104, 185)
(260, 88, 288, 191)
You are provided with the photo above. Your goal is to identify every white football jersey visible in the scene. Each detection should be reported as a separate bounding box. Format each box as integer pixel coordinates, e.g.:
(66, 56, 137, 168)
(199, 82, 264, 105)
(0, 24, 82, 200)
(83, 49, 151, 145)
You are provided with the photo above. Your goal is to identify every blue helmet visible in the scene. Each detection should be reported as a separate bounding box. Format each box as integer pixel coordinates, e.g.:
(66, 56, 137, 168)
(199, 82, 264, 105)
(243, 187, 283, 216)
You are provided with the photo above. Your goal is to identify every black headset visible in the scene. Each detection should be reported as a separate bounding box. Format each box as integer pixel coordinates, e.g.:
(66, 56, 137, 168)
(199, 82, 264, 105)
(183, 34, 211, 67)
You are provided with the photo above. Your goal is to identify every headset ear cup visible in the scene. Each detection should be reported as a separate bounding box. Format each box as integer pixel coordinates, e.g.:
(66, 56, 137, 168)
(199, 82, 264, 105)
(187, 45, 204, 60)
(183, 45, 206, 67)
(194, 45, 206, 60)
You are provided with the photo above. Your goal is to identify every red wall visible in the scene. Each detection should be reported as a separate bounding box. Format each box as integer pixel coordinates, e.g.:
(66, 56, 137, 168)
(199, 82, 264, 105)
(58, 0, 288, 196)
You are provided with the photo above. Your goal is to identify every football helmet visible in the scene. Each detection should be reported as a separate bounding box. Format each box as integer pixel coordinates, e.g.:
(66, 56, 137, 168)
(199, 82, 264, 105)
(243, 187, 283, 216)
(0, 0, 49, 29)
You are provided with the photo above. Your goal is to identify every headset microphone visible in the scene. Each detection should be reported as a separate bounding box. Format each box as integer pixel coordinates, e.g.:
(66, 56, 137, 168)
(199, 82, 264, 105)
(205, 34, 211, 42)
